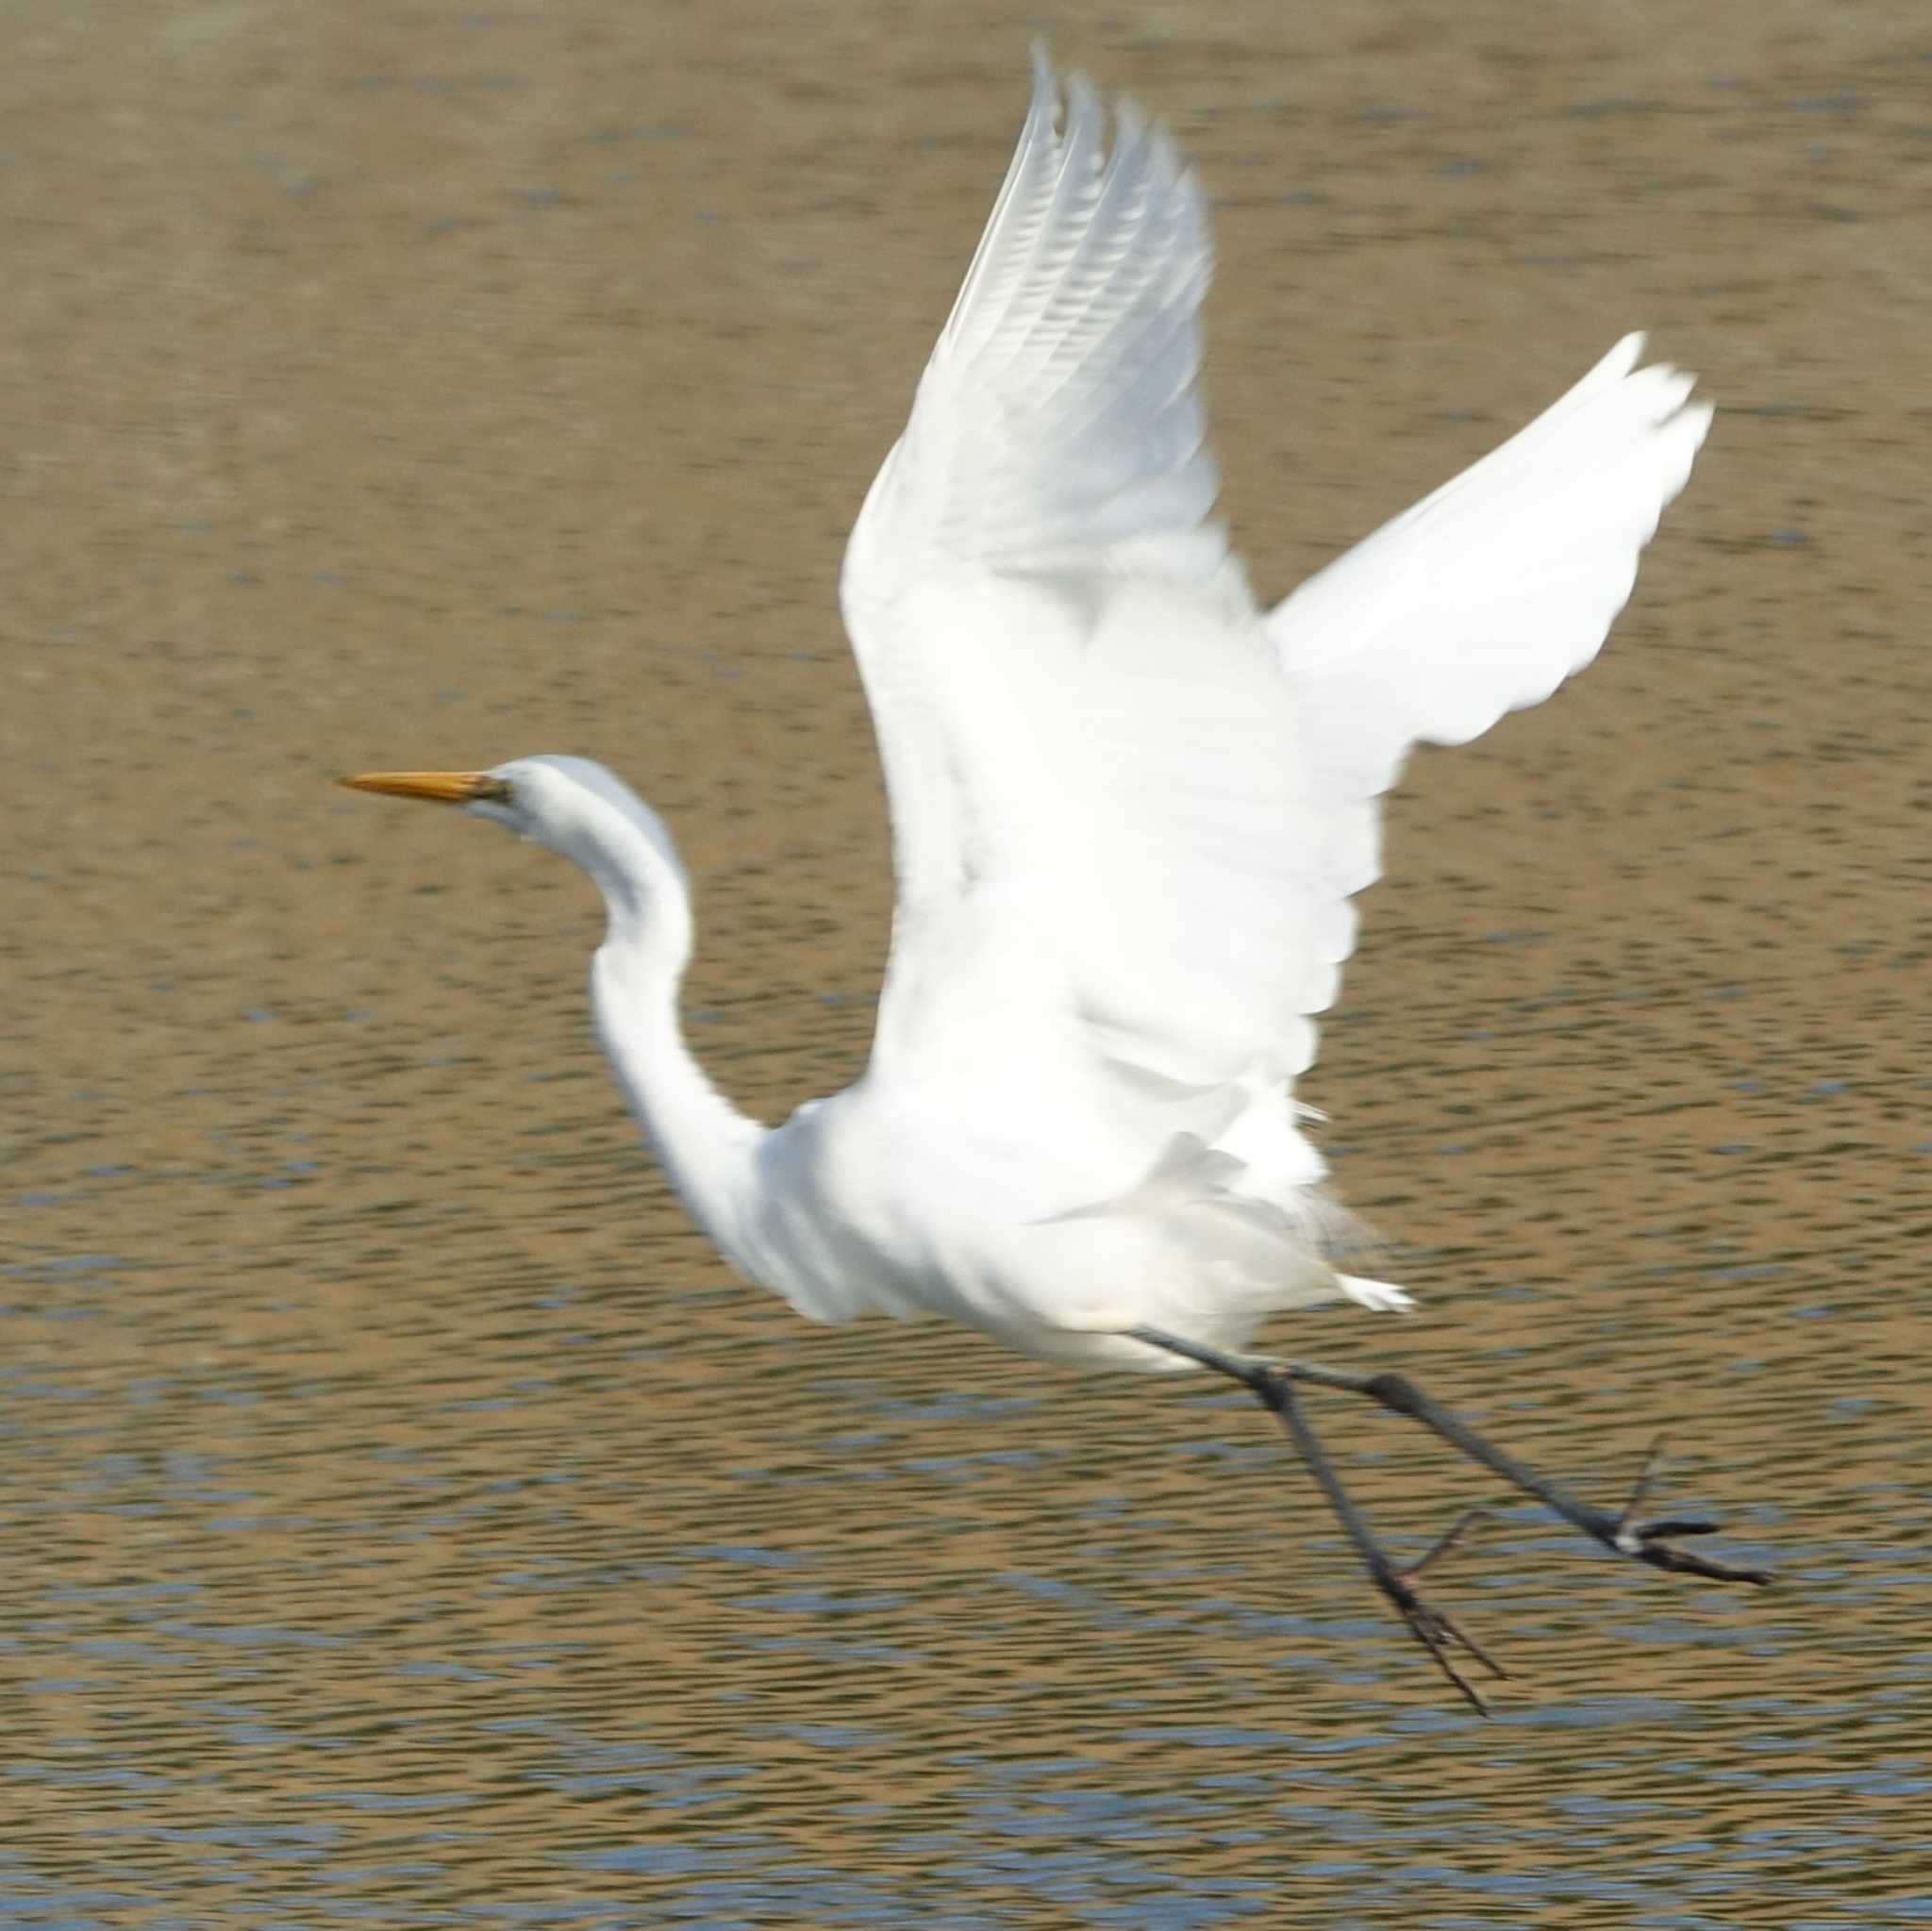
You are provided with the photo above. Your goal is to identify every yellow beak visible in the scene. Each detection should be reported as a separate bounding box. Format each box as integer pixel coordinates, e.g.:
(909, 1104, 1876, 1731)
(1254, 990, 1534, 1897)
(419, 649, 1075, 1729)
(338, 770, 508, 805)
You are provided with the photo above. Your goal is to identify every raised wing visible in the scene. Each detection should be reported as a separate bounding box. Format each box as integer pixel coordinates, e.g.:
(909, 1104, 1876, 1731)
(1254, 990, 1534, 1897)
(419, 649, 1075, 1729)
(840, 54, 1709, 1136)
(1270, 334, 1712, 861)
(868, 45, 1223, 584)
(842, 53, 1321, 1102)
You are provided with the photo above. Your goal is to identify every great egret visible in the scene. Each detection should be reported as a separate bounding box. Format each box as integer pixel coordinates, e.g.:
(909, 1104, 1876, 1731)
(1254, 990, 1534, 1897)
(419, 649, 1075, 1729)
(342, 51, 1767, 1708)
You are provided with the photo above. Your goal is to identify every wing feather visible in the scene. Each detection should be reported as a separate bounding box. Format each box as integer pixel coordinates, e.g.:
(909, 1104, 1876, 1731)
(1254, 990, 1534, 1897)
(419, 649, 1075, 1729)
(1271, 334, 1711, 800)
(839, 54, 1710, 1155)
(858, 47, 1223, 578)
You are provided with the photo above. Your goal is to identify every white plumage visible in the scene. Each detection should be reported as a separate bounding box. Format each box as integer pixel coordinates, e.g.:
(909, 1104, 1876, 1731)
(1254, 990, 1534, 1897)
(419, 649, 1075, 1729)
(344, 53, 1710, 1373)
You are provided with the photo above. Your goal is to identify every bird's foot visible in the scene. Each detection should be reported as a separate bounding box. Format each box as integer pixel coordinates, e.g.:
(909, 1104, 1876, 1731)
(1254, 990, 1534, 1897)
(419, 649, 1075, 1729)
(1350, 1371, 1774, 1594)
(1372, 1507, 1507, 1713)
(1122, 1327, 1773, 1712)
(1593, 1438, 1774, 1586)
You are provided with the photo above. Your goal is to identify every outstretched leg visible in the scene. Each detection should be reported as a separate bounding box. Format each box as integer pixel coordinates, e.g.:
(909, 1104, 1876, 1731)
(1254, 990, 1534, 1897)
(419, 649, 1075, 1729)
(1264, 1357, 1509, 1708)
(1127, 1325, 1771, 1709)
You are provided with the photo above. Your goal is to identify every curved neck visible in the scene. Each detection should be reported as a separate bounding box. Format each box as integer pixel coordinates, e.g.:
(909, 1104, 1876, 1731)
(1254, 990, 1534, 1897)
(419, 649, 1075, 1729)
(580, 821, 765, 1265)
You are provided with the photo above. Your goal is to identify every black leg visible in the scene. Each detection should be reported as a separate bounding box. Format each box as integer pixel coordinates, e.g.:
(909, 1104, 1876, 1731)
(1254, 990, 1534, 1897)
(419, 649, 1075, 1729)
(1126, 1324, 1771, 1706)
(1328, 1366, 1772, 1587)
(1261, 1360, 1508, 1710)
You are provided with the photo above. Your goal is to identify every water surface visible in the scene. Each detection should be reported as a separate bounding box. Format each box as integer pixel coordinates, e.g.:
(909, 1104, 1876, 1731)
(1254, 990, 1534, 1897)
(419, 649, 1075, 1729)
(5, 2, 1931, 1923)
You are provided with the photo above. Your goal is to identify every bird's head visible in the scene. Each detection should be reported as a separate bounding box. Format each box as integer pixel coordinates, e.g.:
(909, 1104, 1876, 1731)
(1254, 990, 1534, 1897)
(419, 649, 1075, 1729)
(339, 755, 686, 891)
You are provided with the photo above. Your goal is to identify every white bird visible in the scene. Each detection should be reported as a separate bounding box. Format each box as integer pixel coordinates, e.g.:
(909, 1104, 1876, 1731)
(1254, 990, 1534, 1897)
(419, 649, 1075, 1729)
(343, 51, 1767, 1707)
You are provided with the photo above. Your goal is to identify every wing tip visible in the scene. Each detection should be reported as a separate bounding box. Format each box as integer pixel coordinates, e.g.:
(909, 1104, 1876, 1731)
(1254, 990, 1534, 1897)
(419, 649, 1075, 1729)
(1064, 68, 1104, 145)
(1027, 40, 1068, 114)
(1026, 41, 1061, 137)
(1604, 330, 1648, 375)
(1616, 343, 1717, 486)
(1670, 392, 1716, 457)
(1024, 44, 1166, 186)
(1608, 330, 1713, 424)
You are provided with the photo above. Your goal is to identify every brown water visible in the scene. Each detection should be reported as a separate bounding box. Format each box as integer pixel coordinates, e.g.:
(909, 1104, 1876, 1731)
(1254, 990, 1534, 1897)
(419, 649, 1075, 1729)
(6, 3, 1932, 1924)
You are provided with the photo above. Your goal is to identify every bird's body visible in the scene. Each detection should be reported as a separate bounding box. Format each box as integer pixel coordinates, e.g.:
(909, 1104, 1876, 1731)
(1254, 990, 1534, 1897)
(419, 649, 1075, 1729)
(512, 743, 1357, 1374)
(343, 54, 1763, 1705)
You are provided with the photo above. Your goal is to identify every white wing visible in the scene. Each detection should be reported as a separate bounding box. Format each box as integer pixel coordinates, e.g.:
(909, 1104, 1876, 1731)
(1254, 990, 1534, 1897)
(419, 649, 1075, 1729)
(1270, 334, 1712, 905)
(840, 54, 1710, 1143)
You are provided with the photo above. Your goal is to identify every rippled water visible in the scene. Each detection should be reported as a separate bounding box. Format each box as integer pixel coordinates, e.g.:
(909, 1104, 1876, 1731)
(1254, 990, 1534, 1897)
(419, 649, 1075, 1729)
(7, 2, 1932, 1924)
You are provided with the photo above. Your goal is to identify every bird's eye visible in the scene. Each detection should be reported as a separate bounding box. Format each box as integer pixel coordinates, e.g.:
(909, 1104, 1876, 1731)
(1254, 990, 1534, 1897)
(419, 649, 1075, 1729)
(476, 776, 514, 803)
